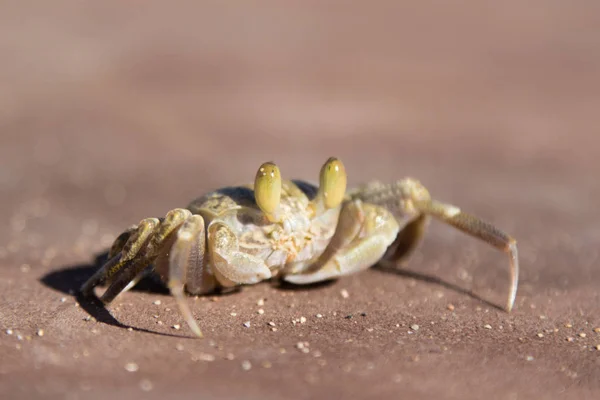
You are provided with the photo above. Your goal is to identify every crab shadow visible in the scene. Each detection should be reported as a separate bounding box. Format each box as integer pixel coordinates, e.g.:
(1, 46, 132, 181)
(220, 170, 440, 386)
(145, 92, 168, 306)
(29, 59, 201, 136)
(41, 251, 166, 296)
(41, 251, 197, 338)
(373, 262, 504, 311)
(41, 251, 502, 338)
(40, 251, 334, 337)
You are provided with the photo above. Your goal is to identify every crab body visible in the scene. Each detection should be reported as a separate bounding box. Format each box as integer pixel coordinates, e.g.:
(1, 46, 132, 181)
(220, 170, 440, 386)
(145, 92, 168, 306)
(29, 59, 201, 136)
(179, 180, 342, 291)
(81, 158, 519, 338)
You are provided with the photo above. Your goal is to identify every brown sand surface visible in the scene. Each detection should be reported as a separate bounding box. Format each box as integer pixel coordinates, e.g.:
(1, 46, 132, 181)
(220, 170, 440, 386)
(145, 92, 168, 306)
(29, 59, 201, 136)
(1, 1, 599, 399)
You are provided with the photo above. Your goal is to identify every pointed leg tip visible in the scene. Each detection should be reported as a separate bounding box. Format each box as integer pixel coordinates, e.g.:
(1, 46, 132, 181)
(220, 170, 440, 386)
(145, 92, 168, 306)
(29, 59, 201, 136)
(506, 241, 519, 314)
(171, 286, 203, 338)
(506, 288, 517, 313)
(190, 323, 204, 338)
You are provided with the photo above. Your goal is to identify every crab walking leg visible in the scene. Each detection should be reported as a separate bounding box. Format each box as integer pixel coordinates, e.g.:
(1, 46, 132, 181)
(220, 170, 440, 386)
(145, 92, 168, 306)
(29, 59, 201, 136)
(101, 224, 148, 295)
(284, 201, 399, 284)
(181, 217, 216, 295)
(383, 213, 430, 266)
(291, 200, 365, 276)
(108, 224, 139, 258)
(80, 253, 122, 296)
(166, 214, 207, 338)
(80, 218, 159, 297)
(349, 178, 519, 312)
(120, 266, 154, 294)
(100, 209, 192, 304)
(419, 200, 519, 312)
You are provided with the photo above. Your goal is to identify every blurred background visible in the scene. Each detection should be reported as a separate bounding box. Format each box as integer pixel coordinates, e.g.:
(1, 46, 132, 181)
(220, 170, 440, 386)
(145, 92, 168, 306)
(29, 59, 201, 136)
(1, 1, 599, 399)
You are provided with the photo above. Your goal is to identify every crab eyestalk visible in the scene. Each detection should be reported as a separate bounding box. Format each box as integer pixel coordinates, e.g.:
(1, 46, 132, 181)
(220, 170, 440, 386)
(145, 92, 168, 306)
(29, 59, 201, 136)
(254, 161, 282, 222)
(313, 157, 347, 214)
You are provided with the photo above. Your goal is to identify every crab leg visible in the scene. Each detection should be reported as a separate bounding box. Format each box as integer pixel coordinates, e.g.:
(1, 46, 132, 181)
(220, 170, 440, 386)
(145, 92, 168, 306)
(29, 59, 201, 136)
(350, 178, 519, 312)
(163, 214, 207, 338)
(99, 209, 191, 304)
(80, 218, 160, 297)
(419, 200, 519, 312)
(108, 224, 139, 258)
(383, 213, 430, 265)
(120, 267, 154, 294)
(284, 200, 399, 284)
(101, 224, 150, 295)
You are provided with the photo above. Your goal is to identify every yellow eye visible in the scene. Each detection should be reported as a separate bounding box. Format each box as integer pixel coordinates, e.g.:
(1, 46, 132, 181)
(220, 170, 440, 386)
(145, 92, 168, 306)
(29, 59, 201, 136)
(318, 157, 347, 209)
(254, 161, 282, 216)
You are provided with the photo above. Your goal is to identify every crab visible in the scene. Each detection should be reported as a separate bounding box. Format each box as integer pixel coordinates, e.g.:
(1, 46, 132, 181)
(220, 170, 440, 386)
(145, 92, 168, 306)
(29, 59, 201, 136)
(81, 157, 519, 338)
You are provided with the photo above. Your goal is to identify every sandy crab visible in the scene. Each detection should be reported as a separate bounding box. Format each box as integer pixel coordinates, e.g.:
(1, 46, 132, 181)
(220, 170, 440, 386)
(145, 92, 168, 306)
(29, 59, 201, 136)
(81, 157, 518, 337)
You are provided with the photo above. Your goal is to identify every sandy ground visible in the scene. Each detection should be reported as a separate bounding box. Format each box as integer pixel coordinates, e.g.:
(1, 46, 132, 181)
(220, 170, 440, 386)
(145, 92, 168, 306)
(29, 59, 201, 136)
(1, 1, 599, 399)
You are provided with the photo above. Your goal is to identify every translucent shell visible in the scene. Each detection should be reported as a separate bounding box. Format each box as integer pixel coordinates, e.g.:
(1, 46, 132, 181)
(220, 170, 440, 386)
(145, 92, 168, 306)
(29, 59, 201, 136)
(318, 157, 347, 209)
(254, 161, 282, 217)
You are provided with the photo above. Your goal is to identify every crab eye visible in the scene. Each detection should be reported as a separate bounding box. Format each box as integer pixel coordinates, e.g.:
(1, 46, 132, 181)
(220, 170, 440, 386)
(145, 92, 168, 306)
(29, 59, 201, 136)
(254, 161, 282, 216)
(318, 157, 347, 209)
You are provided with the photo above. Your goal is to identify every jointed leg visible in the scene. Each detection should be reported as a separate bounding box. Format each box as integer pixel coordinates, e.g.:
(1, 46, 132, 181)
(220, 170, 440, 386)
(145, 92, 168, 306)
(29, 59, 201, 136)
(383, 213, 430, 266)
(80, 218, 160, 297)
(108, 224, 139, 258)
(418, 200, 519, 312)
(85, 223, 149, 296)
(99, 209, 192, 304)
(284, 200, 400, 284)
(121, 266, 154, 294)
(80, 209, 192, 304)
(350, 177, 519, 312)
(81, 208, 214, 338)
(162, 214, 212, 338)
